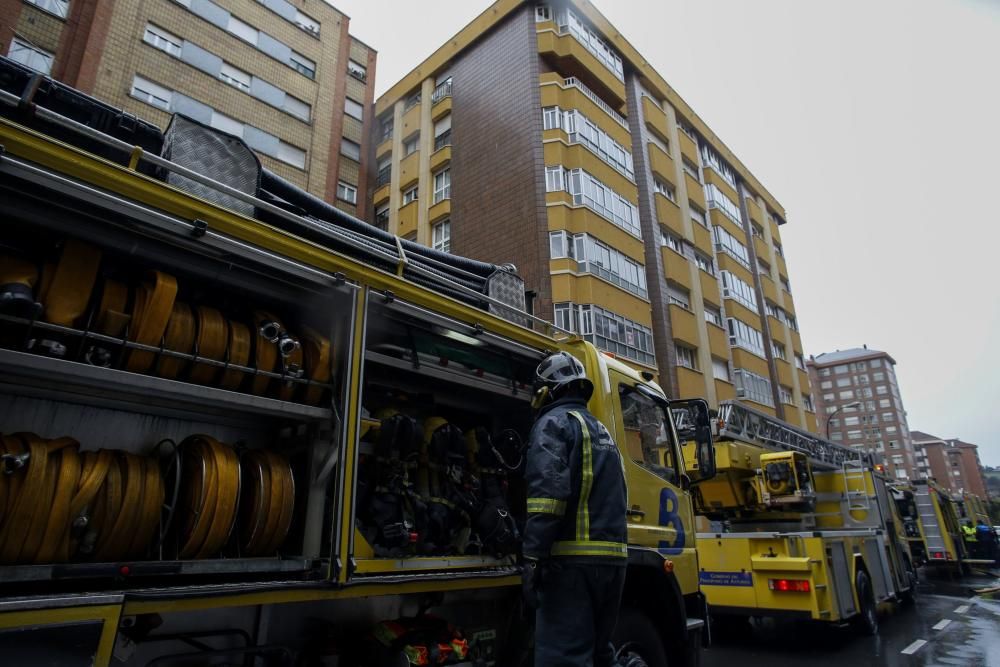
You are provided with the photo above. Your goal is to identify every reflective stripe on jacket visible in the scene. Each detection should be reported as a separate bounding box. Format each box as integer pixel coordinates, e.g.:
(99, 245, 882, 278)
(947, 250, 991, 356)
(523, 396, 627, 564)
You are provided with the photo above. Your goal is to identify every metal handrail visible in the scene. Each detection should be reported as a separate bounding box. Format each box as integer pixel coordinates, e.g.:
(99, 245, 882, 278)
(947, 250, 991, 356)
(0, 88, 571, 338)
(563, 77, 627, 128)
(431, 78, 452, 104)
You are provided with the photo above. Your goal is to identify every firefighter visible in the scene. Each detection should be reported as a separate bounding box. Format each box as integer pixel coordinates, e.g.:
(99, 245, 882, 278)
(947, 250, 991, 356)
(521, 351, 628, 667)
(962, 521, 979, 558)
(976, 519, 997, 565)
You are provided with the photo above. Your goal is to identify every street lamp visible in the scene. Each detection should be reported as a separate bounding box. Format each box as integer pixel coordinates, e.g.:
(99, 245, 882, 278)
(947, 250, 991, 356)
(826, 401, 862, 439)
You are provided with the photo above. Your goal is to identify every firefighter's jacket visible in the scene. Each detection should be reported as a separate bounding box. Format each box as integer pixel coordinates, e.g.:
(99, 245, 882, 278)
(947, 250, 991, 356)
(523, 396, 627, 564)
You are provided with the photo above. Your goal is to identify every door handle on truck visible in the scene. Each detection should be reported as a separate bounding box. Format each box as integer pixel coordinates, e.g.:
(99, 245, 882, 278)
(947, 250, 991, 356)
(627, 508, 645, 518)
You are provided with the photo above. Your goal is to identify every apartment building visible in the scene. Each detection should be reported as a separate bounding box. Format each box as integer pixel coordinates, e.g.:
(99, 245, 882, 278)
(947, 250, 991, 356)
(807, 347, 916, 480)
(369, 0, 816, 430)
(911, 431, 989, 498)
(1, 0, 376, 214)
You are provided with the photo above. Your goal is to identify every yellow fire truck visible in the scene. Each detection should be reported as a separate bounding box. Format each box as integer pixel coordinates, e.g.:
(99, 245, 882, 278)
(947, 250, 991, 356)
(685, 401, 917, 634)
(0, 59, 712, 666)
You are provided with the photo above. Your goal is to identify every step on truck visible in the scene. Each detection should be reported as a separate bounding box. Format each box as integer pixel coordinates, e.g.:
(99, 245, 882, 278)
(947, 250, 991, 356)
(684, 401, 917, 634)
(0, 57, 712, 667)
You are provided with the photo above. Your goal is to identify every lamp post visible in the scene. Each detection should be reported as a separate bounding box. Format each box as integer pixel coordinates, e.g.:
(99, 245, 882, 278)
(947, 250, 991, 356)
(826, 401, 862, 439)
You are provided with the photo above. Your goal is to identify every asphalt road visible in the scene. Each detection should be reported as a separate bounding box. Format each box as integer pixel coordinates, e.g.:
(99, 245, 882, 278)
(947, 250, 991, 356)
(703, 568, 1000, 667)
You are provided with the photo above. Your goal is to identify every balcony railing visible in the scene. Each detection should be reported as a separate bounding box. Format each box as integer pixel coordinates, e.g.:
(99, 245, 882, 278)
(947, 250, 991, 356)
(374, 211, 389, 231)
(563, 77, 627, 128)
(434, 129, 452, 151)
(431, 78, 453, 104)
(375, 165, 391, 188)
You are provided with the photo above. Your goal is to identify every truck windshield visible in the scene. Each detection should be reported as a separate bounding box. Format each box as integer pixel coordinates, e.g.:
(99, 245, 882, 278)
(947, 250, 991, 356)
(619, 383, 678, 484)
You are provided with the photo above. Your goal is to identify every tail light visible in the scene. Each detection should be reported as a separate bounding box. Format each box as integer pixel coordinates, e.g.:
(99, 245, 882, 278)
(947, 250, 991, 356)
(768, 578, 811, 592)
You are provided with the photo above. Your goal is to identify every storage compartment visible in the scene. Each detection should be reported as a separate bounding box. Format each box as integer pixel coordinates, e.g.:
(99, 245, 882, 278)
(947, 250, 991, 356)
(351, 292, 543, 576)
(0, 215, 354, 590)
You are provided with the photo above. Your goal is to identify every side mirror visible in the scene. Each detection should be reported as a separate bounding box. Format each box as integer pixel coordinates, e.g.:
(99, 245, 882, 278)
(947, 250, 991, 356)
(679, 473, 692, 492)
(671, 398, 717, 481)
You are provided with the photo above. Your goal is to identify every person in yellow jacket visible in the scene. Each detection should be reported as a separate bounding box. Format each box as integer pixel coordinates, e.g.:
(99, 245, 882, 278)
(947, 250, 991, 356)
(962, 521, 979, 559)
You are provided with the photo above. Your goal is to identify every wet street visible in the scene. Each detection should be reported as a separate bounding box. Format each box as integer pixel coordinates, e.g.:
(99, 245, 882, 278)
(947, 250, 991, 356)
(704, 569, 1000, 667)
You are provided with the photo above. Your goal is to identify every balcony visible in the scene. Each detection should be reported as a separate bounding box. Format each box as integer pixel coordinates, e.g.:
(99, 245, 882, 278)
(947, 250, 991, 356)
(677, 366, 706, 401)
(642, 96, 669, 141)
(775, 359, 794, 388)
(753, 234, 769, 263)
(668, 303, 699, 346)
(746, 196, 763, 227)
(537, 29, 626, 110)
(561, 77, 628, 129)
(760, 273, 778, 305)
(706, 320, 728, 355)
(431, 84, 452, 122)
(685, 173, 706, 211)
(401, 103, 421, 139)
(397, 200, 418, 238)
(698, 267, 719, 302)
(428, 198, 450, 224)
(398, 150, 420, 190)
(678, 130, 698, 164)
(715, 378, 736, 402)
(431, 78, 452, 104)
(647, 142, 675, 184)
(655, 192, 684, 239)
(430, 144, 451, 174)
(375, 164, 392, 189)
(434, 129, 452, 152)
(665, 255, 691, 289)
(376, 137, 392, 160)
(692, 222, 713, 256)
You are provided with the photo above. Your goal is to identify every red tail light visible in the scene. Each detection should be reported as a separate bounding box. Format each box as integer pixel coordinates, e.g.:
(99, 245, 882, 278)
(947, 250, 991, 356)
(768, 578, 811, 592)
(932, 551, 944, 559)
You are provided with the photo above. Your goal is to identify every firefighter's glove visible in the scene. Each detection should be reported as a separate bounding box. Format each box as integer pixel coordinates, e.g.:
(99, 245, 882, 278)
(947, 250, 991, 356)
(521, 558, 542, 609)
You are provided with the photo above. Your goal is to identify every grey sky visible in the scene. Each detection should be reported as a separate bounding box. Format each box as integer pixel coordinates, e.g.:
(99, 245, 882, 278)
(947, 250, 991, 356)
(336, 0, 1000, 465)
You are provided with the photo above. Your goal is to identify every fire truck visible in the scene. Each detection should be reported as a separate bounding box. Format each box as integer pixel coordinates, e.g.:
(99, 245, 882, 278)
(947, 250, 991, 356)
(684, 401, 917, 634)
(0, 58, 712, 666)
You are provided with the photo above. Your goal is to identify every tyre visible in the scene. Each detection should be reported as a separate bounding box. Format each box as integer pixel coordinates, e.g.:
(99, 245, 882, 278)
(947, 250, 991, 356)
(612, 607, 668, 667)
(851, 570, 879, 636)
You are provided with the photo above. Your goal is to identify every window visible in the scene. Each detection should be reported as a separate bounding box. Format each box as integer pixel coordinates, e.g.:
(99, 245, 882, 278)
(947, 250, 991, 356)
(689, 205, 707, 228)
(675, 345, 698, 370)
(779, 385, 794, 405)
(713, 225, 750, 268)
(794, 354, 805, 370)
(848, 430, 862, 440)
(545, 165, 565, 193)
(555, 7, 624, 81)
(345, 98, 364, 121)
(886, 426, 898, 435)
(404, 91, 421, 110)
(831, 432, 843, 441)
(712, 358, 730, 382)
(876, 385, 888, 395)
(704, 304, 722, 327)
(402, 186, 418, 205)
(879, 398, 891, 408)
(751, 222, 764, 239)
(535, 5, 552, 22)
(564, 168, 641, 237)
(734, 369, 773, 406)
(374, 204, 389, 231)
(574, 234, 648, 298)
(772, 341, 786, 360)
(682, 157, 700, 182)
(700, 144, 737, 187)
(275, 141, 305, 169)
(219, 62, 251, 92)
(549, 231, 574, 259)
(8, 38, 54, 74)
(667, 283, 690, 310)
(143, 23, 183, 57)
(551, 303, 576, 333)
(757, 257, 771, 276)
(336, 181, 357, 205)
(404, 135, 419, 157)
(619, 383, 678, 484)
(544, 108, 634, 179)
(779, 276, 791, 293)
(347, 59, 367, 82)
(578, 305, 655, 365)
(785, 314, 798, 331)
(844, 416, 860, 426)
(705, 184, 741, 224)
(283, 95, 310, 122)
(773, 242, 784, 257)
(727, 318, 765, 356)
(765, 302, 779, 319)
(294, 9, 320, 36)
(25, 0, 69, 19)
(836, 377, 851, 387)
(834, 364, 849, 374)
(820, 380, 832, 389)
(720, 271, 757, 313)
(432, 220, 451, 253)
(340, 138, 361, 161)
(694, 253, 714, 275)
(871, 359, 883, 368)
(434, 115, 452, 150)
(227, 15, 259, 44)
(654, 179, 675, 202)
(433, 168, 451, 203)
(378, 115, 394, 143)
(543, 106, 561, 130)
(803, 394, 815, 411)
(647, 132, 669, 155)
(289, 51, 316, 79)
(661, 229, 683, 254)
(873, 371, 885, 381)
(210, 110, 244, 137)
(130, 75, 172, 111)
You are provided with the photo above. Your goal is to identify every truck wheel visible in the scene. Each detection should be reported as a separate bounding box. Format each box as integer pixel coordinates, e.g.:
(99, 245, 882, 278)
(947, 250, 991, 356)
(612, 607, 668, 667)
(852, 570, 878, 636)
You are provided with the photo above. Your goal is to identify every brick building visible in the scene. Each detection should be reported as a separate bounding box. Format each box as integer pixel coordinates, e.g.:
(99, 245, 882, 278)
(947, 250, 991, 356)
(911, 431, 989, 498)
(369, 0, 817, 430)
(1, 0, 375, 214)
(807, 347, 916, 481)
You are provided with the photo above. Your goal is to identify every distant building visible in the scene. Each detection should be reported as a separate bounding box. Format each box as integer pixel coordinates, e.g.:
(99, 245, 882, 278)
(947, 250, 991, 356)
(911, 431, 989, 498)
(2, 0, 376, 214)
(807, 347, 915, 481)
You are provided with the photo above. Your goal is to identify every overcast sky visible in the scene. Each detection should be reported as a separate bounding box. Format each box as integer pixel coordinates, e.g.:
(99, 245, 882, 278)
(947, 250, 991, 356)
(335, 0, 1000, 465)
